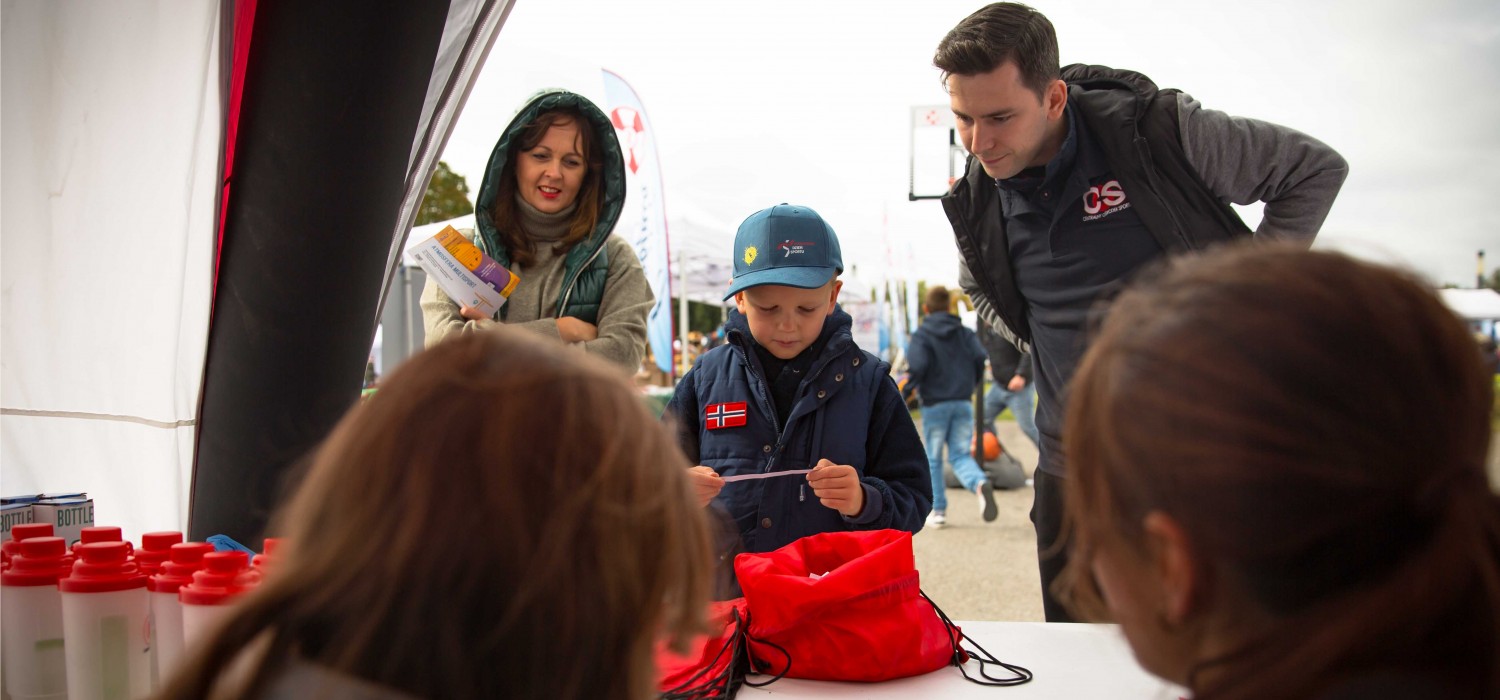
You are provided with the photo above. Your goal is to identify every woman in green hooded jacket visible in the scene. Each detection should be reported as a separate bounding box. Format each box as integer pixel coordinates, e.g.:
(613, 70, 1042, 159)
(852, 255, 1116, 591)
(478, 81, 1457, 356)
(421, 90, 653, 373)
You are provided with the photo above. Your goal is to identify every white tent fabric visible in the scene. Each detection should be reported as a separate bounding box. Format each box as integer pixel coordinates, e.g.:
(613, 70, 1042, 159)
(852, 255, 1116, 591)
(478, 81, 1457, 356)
(1, 1, 222, 537)
(668, 204, 736, 304)
(3, 1, 515, 542)
(1439, 288, 1500, 321)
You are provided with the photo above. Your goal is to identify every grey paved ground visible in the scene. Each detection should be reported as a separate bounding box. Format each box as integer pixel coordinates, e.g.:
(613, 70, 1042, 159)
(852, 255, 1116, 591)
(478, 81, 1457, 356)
(913, 422, 1500, 623)
(913, 422, 1044, 622)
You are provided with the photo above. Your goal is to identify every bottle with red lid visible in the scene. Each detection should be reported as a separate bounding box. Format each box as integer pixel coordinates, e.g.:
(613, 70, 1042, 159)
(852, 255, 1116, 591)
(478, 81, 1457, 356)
(178, 551, 262, 650)
(133, 532, 181, 577)
(2, 536, 72, 699)
(59, 541, 150, 700)
(71, 526, 133, 558)
(2, 522, 57, 572)
(250, 537, 280, 571)
(146, 542, 213, 690)
(130, 531, 182, 691)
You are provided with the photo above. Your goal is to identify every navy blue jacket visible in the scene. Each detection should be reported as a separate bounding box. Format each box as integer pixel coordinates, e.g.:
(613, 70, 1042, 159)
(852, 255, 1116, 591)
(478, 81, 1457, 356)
(666, 307, 931, 554)
(906, 313, 987, 405)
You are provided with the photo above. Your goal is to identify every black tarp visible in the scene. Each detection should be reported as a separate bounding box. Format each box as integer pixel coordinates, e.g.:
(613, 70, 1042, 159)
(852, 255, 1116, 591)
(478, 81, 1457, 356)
(190, 0, 453, 543)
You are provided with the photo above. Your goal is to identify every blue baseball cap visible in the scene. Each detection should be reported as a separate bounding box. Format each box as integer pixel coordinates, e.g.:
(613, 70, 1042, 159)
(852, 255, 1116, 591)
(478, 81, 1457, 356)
(723, 204, 844, 300)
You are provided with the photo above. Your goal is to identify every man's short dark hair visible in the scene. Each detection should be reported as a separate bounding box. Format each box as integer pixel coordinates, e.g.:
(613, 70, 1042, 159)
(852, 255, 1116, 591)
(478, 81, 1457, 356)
(925, 286, 951, 313)
(933, 3, 1060, 98)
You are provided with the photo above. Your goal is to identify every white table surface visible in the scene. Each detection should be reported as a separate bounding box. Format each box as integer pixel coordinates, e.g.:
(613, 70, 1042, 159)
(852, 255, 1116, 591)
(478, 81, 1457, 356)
(738, 621, 1186, 699)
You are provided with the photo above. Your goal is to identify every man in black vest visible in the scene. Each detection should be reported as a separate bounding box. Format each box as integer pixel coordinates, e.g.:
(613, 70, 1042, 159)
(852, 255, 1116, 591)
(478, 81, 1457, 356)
(935, 3, 1348, 622)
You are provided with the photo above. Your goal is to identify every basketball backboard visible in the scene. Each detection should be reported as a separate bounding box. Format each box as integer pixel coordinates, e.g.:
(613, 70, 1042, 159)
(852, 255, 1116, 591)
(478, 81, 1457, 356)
(908, 105, 967, 200)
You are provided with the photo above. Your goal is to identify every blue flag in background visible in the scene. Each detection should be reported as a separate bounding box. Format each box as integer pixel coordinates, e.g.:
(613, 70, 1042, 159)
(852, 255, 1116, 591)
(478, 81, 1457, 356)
(601, 69, 673, 376)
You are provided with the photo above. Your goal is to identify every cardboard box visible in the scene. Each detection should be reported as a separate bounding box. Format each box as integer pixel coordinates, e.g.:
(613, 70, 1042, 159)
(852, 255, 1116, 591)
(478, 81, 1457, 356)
(32, 497, 94, 546)
(0, 502, 35, 538)
(409, 225, 518, 316)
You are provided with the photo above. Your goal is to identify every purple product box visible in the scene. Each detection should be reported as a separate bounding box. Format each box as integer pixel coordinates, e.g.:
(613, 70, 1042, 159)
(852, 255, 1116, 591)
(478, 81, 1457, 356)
(472, 258, 517, 297)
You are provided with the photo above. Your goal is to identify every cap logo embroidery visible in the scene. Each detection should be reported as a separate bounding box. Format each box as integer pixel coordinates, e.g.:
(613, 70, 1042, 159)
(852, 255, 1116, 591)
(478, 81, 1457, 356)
(743, 246, 758, 264)
(778, 240, 814, 258)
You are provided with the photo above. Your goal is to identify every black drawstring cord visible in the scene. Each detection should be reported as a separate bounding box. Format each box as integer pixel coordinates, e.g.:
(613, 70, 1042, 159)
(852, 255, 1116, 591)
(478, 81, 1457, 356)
(922, 590, 1034, 687)
(741, 627, 791, 688)
(662, 608, 752, 700)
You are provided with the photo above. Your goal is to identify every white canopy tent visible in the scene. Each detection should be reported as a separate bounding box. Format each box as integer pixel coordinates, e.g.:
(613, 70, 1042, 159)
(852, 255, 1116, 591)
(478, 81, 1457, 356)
(3, 0, 510, 543)
(1439, 288, 1500, 321)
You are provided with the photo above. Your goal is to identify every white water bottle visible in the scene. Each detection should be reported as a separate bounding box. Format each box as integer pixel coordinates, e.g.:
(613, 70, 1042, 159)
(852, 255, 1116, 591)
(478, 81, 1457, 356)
(2, 536, 72, 699)
(178, 551, 260, 650)
(145, 542, 212, 690)
(132, 532, 180, 692)
(59, 541, 150, 700)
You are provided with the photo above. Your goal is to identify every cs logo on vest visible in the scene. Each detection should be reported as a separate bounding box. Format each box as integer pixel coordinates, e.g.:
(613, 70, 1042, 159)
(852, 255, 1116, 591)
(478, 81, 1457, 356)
(1082, 179, 1132, 222)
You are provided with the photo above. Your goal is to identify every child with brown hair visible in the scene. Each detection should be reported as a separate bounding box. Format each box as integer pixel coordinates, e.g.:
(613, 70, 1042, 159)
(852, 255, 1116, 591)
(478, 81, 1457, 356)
(156, 329, 715, 700)
(1061, 244, 1500, 699)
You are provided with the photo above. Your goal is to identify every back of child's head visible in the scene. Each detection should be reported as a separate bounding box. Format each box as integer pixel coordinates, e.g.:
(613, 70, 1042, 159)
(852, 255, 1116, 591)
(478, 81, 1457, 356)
(722, 203, 843, 300)
(160, 328, 714, 700)
(925, 286, 951, 313)
(1061, 243, 1500, 698)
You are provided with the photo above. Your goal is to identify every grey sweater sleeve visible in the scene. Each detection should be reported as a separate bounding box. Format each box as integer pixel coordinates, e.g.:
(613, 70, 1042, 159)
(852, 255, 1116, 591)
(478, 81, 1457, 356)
(418, 227, 519, 348)
(420, 234, 650, 374)
(1177, 93, 1349, 245)
(578, 235, 653, 373)
(419, 268, 501, 347)
(958, 256, 1029, 353)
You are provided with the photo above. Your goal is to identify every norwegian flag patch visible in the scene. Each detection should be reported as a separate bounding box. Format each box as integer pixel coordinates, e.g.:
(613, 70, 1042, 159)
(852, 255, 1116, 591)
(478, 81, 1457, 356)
(705, 402, 748, 430)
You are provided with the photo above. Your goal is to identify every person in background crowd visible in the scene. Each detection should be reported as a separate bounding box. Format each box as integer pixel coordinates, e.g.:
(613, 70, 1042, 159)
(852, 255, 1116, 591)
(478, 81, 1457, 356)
(421, 90, 652, 374)
(1477, 333, 1499, 376)
(977, 318, 1038, 447)
(906, 286, 996, 529)
(1061, 245, 1500, 699)
(157, 329, 714, 700)
(935, 2, 1348, 621)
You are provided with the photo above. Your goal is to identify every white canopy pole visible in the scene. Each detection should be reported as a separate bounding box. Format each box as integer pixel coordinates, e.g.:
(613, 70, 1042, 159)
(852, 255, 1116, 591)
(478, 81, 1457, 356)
(678, 246, 690, 377)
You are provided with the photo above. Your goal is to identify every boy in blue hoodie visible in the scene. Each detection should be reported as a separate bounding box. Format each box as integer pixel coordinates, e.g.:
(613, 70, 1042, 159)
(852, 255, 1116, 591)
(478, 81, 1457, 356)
(905, 285, 996, 530)
(666, 204, 931, 558)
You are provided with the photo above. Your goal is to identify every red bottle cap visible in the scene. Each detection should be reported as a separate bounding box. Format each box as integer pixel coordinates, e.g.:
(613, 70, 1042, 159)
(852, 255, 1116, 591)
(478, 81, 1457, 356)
(178, 551, 262, 606)
(79, 526, 122, 544)
(2, 536, 73, 586)
(72, 526, 133, 557)
(134, 531, 184, 576)
(58, 541, 146, 593)
(147, 542, 215, 594)
(11, 523, 55, 541)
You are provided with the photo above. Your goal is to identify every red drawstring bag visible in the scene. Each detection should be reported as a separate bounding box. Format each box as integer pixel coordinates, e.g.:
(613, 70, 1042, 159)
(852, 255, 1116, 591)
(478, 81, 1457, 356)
(657, 598, 751, 698)
(733, 529, 958, 682)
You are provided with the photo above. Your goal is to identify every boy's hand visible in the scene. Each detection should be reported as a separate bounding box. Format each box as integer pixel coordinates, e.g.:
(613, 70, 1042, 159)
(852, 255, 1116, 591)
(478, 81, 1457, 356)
(807, 459, 864, 517)
(687, 466, 724, 507)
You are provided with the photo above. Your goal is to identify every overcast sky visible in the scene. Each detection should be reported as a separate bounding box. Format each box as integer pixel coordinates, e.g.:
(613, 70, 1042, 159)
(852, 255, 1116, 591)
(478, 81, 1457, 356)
(439, 0, 1500, 290)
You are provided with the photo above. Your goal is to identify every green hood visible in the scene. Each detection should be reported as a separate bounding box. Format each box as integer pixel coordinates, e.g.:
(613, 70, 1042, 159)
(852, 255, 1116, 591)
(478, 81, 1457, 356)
(472, 90, 626, 266)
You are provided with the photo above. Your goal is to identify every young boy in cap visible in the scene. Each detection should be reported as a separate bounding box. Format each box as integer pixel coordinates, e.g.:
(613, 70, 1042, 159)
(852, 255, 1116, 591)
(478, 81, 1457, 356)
(666, 204, 932, 560)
